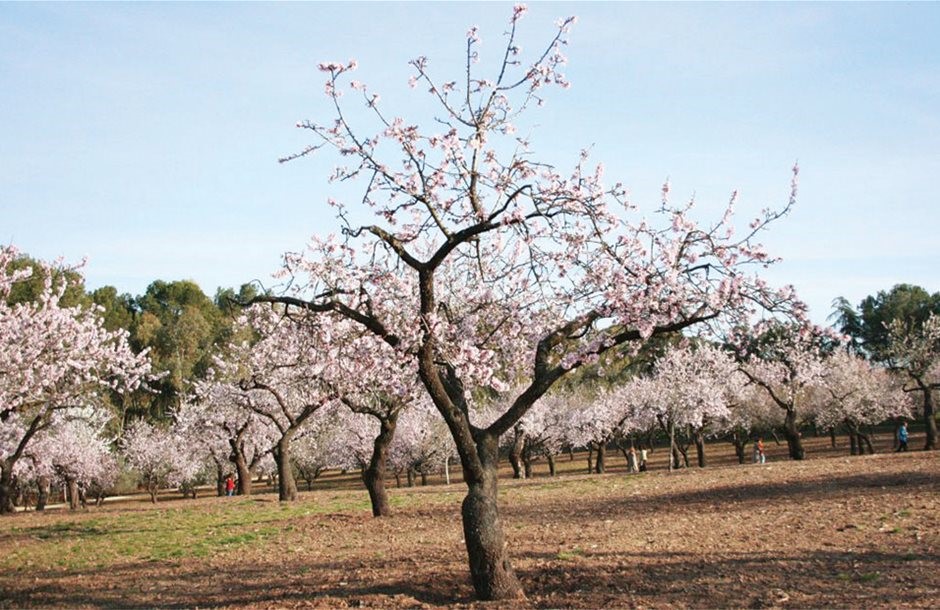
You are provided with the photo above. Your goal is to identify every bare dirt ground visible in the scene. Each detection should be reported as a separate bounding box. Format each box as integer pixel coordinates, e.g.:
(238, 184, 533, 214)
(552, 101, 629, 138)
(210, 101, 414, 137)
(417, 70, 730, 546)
(1, 435, 938, 609)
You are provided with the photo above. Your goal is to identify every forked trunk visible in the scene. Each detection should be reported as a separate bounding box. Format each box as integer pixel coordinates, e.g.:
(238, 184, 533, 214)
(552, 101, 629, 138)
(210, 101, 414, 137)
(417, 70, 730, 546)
(274, 437, 298, 502)
(783, 408, 805, 460)
(363, 416, 397, 517)
(522, 455, 533, 479)
(460, 434, 525, 601)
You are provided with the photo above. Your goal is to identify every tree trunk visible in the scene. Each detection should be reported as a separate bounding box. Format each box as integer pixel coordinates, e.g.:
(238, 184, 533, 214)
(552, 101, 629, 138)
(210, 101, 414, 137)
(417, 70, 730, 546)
(859, 432, 874, 455)
(66, 478, 80, 510)
(586, 446, 594, 473)
(406, 468, 415, 487)
(671, 443, 683, 470)
(274, 436, 298, 502)
(668, 420, 676, 472)
(732, 433, 747, 464)
(216, 463, 226, 497)
(849, 432, 859, 456)
(36, 475, 50, 511)
(460, 433, 525, 601)
(508, 427, 525, 479)
(362, 416, 397, 517)
(230, 441, 253, 496)
(782, 408, 805, 460)
(421, 472, 428, 486)
(547, 454, 556, 477)
(148, 480, 158, 503)
(694, 428, 706, 468)
(593, 442, 606, 474)
(922, 388, 937, 450)
(830, 427, 837, 448)
(522, 455, 533, 479)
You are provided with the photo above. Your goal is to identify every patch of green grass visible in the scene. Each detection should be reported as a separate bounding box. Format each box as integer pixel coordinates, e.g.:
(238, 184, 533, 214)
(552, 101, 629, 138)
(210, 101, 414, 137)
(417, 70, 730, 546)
(0, 500, 311, 572)
(557, 547, 584, 561)
(837, 572, 880, 583)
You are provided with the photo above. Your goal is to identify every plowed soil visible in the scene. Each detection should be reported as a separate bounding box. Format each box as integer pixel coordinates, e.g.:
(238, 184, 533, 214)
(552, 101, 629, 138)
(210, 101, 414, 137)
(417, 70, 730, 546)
(1, 435, 937, 609)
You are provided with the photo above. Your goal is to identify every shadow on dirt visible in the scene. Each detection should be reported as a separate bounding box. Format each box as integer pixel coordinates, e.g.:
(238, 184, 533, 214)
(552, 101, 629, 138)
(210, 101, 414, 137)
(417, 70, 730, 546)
(508, 469, 939, 520)
(516, 547, 937, 607)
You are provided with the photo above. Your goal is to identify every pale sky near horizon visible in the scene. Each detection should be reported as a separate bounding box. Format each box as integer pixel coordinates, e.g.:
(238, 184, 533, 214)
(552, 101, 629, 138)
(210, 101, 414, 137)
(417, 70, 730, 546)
(2, 2, 938, 324)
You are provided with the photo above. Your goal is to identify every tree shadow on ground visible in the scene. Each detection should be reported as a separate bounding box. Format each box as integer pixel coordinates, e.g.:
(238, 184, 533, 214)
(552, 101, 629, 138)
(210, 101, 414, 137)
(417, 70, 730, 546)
(507, 469, 939, 521)
(516, 548, 938, 608)
(0, 555, 472, 609)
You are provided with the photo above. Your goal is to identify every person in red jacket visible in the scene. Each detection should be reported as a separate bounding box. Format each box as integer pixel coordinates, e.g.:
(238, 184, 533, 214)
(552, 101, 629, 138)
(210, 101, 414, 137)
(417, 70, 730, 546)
(225, 475, 236, 497)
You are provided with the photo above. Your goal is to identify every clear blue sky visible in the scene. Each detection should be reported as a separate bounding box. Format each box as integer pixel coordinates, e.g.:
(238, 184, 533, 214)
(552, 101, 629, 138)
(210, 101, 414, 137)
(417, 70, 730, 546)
(2, 2, 938, 323)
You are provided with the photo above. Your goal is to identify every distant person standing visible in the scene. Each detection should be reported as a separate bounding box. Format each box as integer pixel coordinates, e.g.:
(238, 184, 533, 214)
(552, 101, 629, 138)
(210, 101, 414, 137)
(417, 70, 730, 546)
(225, 475, 236, 496)
(639, 448, 648, 472)
(754, 437, 766, 464)
(896, 422, 909, 452)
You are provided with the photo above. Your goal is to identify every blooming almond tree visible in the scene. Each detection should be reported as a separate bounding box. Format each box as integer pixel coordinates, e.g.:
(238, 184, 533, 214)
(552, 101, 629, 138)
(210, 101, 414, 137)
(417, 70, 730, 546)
(121, 420, 200, 503)
(386, 398, 456, 487)
(254, 6, 803, 599)
(648, 343, 745, 468)
(0, 247, 152, 513)
(736, 322, 832, 460)
(812, 350, 914, 454)
(514, 393, 575, 477)
(18, 408, 117, 510)
(179, 389, 277, 496)
(212, 307, 339, 501)
(328, 324, 421, 516)
(885, 314, 940, 450)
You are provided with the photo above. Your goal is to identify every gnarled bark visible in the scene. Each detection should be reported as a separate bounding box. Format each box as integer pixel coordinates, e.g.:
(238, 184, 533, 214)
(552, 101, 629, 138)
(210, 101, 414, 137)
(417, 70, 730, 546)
(460, 434, 525, 601)
(363, 416, 397, 516)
